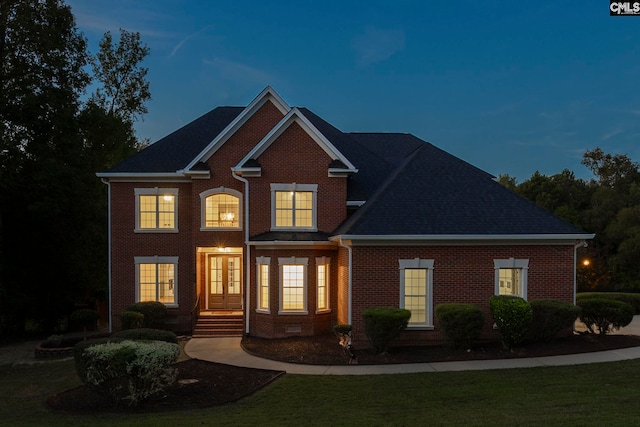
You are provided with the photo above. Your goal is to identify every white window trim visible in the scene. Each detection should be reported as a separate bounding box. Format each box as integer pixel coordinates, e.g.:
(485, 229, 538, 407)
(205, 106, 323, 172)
(270, 183, 318, 231)
(199, 187, 243, 231)
(399, 258, 434, 329)
(134, 256, 179, 307)
(256, 256, 271, 314)
(494, 258, 529, 299)
(134, 188, 179, 233)
(278, 257, 309, 315)
(315, 256, 331, 314)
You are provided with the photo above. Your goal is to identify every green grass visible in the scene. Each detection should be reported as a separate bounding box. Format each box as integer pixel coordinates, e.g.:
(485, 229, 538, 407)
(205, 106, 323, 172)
(3, 358, 640, 426)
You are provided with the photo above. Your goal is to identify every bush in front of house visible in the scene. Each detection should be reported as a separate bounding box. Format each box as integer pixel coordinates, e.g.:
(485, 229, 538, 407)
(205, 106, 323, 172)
(81, 340, 179, 406)
(577, 292, 640, 314)
(489, 295, 532, 348)
(527, 299, 581, 343)
(126, 301, 167, 328)
(435, 303, 485, 349)
(74, 337, 124, 382)
(112, 328, 178, 344)
(576, 298, 634, 335)
(120, 311, 144, 330)
(362, 307, 411, 354)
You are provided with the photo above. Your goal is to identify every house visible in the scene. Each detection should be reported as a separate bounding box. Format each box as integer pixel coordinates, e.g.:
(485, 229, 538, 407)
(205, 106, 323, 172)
(97, 86, 594, 345)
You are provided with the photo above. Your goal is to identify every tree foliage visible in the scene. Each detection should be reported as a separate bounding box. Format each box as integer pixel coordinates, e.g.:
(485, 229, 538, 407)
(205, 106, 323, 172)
(502, 148, 640, 291)
(0, 0, 150, 336)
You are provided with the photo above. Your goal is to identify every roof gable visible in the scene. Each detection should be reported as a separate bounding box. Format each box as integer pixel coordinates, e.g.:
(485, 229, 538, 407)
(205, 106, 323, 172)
(233, 107, 357, 175)
(184, 86, 290, 172)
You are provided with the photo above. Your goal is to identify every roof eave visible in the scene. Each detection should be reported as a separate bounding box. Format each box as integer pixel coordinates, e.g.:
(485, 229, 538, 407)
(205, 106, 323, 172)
(330, 234, 596, 246)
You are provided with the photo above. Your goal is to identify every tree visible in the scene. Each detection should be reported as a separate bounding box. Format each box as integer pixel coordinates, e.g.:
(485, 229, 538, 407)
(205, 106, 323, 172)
(0, 1, 150, 336)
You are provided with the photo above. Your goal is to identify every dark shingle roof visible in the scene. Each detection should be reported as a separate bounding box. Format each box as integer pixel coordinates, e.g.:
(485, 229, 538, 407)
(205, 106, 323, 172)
(103, 102, 588, 237)
(104, 107, 243, 173)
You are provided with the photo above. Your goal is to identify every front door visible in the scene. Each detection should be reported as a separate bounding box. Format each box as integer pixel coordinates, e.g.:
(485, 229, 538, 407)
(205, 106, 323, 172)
(208, 255, 242, 310)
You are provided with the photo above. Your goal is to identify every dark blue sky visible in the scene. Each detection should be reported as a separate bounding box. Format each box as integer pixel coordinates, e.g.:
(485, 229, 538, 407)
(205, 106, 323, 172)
(68, 1, 640, 182)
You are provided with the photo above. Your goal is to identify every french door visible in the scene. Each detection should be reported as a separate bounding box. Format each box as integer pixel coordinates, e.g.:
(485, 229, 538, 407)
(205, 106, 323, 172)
(207, 255, 242, 310)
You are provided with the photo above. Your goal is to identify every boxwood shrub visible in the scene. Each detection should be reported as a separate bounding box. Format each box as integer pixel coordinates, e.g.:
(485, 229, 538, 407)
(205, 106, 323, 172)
(112, 328, 178, 344)
(126, 301, 167, 328)
(577, 292, 640, 314)
(435, 303, 484, 349)
(577, 298, 634, 334)
(120, 310, 144, 330)
(527, 299, 581, 343)
(362, 307, 411, 354)
(489, 295, 532, 348)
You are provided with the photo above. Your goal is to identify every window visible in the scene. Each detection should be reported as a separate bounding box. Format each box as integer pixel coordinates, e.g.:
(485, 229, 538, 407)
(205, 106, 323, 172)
(279, 257, 308, 314)
(256, 257, 270, 313)
(135, 188, 178, 232)
(200, 188, 242, 230)
(399, 259, 434, 328)
(271, 184, 317, 230)
(316, 257, 330, 312)
(494, 258, 529, 298)
(135, 256, 178, 306)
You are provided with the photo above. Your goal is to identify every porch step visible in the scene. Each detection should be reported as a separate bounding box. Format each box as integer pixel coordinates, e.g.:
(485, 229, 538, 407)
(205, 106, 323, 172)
(192, 313, 244, 338)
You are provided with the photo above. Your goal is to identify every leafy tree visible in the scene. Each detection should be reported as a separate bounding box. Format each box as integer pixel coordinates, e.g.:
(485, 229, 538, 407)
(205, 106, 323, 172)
(0, 1, 150, 336)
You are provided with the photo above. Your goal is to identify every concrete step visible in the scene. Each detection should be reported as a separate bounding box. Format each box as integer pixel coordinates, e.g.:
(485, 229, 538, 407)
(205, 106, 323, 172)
(193, 314, 243, 338)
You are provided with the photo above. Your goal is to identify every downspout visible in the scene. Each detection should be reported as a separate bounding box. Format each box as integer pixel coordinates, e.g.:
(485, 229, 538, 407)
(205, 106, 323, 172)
(101, 178, 112, 333)
(573, 240, 588, 305)
(232, 171, 250, 335)
(339, 239, 353, 341)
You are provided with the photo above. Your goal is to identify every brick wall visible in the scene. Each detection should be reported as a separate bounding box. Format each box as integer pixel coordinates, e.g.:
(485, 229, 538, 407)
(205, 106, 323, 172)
(348, 244, 575, 345)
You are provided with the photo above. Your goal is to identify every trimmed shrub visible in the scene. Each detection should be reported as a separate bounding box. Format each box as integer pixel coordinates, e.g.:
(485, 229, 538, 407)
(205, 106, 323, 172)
(489, 295, 532, 348)
(82, 340, 179, 406)
(577, 298, 634, 335)
(435, 303, 485, 349)
(112, 328, 178, 344)
(120, 311, 144, 330)
(527, 299, 581, 343)
(577, 292, 640, 314)
(362, 307, 411, 354)
(74, 337, 124, 382)
(126, 301, 167, 328)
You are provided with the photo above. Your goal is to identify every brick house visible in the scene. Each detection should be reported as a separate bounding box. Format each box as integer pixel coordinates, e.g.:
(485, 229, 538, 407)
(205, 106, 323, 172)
(97, 87, 594, 345)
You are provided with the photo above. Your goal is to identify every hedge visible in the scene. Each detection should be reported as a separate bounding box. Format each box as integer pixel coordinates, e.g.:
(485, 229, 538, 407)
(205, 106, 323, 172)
(435, 303, 484, 349)
(577, 292, 640, 314)
(489, 295, 532, 348)
(527, 299, 581, 343)
(577, 298, 634, 335)
(362, 307, 411, 354)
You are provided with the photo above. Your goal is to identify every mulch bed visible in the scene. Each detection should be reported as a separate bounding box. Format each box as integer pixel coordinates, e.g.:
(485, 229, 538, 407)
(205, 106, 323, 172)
(48, 332, 640, 413)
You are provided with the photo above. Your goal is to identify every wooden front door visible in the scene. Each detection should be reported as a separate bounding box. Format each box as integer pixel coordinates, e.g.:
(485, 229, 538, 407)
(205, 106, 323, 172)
(208, 255, 242, 310)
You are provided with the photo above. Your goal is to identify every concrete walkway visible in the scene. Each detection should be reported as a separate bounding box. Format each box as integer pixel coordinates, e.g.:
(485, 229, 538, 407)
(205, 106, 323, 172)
(184, 315, 640, 375)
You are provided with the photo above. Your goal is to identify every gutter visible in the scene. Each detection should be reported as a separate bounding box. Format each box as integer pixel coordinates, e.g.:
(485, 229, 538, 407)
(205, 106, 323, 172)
(100, 178, 113, 333)
(574, 240, 588, 305)
(232, 170, 251, 335)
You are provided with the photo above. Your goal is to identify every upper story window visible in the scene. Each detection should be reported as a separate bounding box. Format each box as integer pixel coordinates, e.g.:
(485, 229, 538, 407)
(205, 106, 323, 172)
(135, 188, 178, 232)
(271, 183, 317, 231)
(200, 188, 242, 230)
(494, 258, 529, 299)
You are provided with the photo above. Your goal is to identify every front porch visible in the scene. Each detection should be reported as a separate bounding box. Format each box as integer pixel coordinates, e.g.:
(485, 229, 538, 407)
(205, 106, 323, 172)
(193, 311, 244, 338)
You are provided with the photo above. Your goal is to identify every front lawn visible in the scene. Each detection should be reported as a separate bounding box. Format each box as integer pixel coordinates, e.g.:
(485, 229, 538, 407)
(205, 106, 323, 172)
(2, 356, 640, 426)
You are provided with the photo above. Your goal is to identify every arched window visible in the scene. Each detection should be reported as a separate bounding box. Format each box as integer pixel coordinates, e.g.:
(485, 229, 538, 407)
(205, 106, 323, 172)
(200, 188, 242, 230)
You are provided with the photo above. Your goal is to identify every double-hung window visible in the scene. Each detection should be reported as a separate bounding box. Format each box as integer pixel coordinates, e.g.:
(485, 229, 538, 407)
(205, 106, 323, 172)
(399, 259, 434, 328)
(135, 256, 178, 307)
(135, 188, 178, 232)
(494, 258, 529, 298)
(256, 257, 270, 313)
(279, 257, 308, 314)
(316, 257, 330, 313)
(271, 184, 317, 230)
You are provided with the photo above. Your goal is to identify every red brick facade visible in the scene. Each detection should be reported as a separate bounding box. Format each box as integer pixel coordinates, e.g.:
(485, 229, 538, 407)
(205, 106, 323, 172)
(105, 90, 582, 347)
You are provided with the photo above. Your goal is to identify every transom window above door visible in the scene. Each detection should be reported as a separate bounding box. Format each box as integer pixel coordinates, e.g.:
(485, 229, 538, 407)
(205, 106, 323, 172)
(271, 183, 317, 231)
(200, 188, 242, 230)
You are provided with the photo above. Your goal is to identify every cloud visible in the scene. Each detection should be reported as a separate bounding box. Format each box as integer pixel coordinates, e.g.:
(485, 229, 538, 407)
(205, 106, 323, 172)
(169, 25, 215, 58)
(351, 26, 405, 66)
(202, 57, 272, 85)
